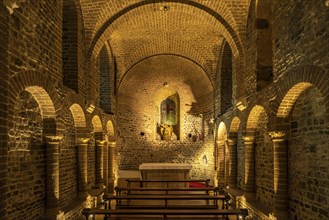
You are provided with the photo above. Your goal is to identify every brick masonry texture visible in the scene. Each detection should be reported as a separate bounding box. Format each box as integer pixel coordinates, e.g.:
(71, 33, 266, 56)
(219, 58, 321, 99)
(0, 0, 329, 220)
(289, 87, 329, 220)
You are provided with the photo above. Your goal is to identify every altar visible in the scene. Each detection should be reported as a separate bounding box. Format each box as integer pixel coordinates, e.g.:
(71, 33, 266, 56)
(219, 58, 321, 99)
(139, 163, 192, 187)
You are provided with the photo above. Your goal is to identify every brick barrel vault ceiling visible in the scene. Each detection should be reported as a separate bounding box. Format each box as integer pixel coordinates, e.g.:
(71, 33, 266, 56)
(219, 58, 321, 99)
(89, 2, 244, 85)
(118, 55, 213, 100)
(79, 0, 248, 46)
(106, 5, 226, 82)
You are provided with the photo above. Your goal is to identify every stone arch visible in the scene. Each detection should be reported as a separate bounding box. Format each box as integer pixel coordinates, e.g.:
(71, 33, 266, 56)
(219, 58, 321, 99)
(273, 65, 329, 121)
(89, 1, 243, 59)
(229, 117, 241, 133)
(120, 54, 211, 90)
(87, 1, 245, 102)
(286, 86, 329, 219)
(216, 122, 228, 185)
(7, 85, 57, 219)
(91, 115, 103, 133)
(245, 105, 273, 206)
(105, 119, 116, 190)
(106, 120, 115, 142)
(277, 82, 313, 118)
(8, 73, 61, 136)
(246, 105, 266, 131)
(217, 122, 227, 141)
(69, 104, 86, 128)
(227, 116, 241, 188)
(69, 103, 87, 141)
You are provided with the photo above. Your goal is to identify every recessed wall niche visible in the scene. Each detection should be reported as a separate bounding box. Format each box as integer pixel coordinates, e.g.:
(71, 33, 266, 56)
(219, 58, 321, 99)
(155, 85, 180, 141)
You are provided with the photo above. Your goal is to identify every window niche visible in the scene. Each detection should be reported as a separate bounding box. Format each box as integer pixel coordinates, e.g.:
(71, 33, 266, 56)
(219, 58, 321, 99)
(155, 86, 180, 141)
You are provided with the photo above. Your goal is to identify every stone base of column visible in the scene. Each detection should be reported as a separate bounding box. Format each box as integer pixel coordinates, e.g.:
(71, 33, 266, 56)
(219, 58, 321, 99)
(45, 208, 64, 220)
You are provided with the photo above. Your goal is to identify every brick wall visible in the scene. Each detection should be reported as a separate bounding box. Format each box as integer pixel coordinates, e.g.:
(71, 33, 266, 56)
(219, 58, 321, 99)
(59, 112, 78, 208)
(273, 0, 329, 77)
(0, 4, 9, 219)
(289, 87, 329, 219)
(99, 45, 112, 113)
(7, 1, 62, 81)
(63, 0, 79, 92)
(255, 112, 274, 208)
(7, 91, 46, 219)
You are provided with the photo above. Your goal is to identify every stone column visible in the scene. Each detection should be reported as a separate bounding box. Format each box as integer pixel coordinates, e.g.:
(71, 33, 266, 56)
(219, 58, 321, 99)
(95, 140, 104, 188)
(77, 138, 89, 198)
(45, 135, 64, 220)
(227, 138, 237, 188)
(108, 142, 116, 191)
(269, 131, 289, 219)
(243, 136, 255, 193)
(103, 141, 108, 190)
(217, 141, 225, 185)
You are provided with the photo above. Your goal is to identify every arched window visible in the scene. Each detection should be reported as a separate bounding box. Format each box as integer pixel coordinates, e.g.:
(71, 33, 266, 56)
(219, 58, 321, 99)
(99, 45, 112, 113)
(155, 87, 180, 141)
(220, 42, 233, 113)
(256, 0, 273, 90)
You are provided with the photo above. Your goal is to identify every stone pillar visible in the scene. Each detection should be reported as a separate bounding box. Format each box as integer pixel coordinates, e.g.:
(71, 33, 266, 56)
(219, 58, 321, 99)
(269, 131, 289, 219)
(45, 136, 64, 220)
(243, 136, 255, 193)
(77, 138, 89, 198)
(103, 141, 109, 190)
(227, 138, 237, 188)
(95, 140, 104, 188)
(108, 142, 116, 191)
(217, 141, 225, 185)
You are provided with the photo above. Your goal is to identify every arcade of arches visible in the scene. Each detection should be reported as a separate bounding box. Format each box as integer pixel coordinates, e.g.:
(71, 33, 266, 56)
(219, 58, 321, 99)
(0, 0, 328, 220)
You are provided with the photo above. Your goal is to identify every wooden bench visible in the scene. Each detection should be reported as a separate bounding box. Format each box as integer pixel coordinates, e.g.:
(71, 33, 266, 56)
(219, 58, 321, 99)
(115, 186, 220, 196)
(103, 194, 230, 209)
(82, 207, 249, 220)
(126, 178, 211, 188)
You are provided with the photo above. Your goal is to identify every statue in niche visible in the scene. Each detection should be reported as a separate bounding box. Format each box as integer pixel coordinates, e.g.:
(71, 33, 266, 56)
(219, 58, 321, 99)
(159, 98, 177, 141)
(160, 124, 173, 141)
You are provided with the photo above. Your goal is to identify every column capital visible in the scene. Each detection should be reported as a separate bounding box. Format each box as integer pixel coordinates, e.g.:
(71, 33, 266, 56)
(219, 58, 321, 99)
(108, 141, 116, 147)
(226, 139, 236, 145)
(242, 136, 254, 143)
(96, 140, 105, 145)
(216, 140, 225, 146)
(77, 138, 90, 145)
(44, 135, 63, 143)
(268, 131, 286, 141)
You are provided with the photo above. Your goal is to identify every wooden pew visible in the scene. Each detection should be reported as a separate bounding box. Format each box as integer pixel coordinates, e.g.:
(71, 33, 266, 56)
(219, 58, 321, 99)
(126, 178, 211, 188)
(114, 186, 220, 196)
(82, 207, 249, 220)
(103, 194, 230, 210)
